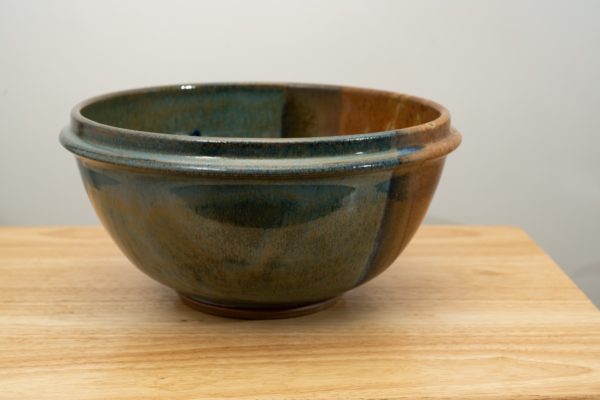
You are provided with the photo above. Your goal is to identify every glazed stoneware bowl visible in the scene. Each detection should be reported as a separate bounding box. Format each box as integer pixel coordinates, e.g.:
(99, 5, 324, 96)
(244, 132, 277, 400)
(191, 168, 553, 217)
(60, 83, 461, 319)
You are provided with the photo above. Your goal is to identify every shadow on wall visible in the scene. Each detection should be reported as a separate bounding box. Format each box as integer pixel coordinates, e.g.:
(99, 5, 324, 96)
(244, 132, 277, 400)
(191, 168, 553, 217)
(573, 263, 600, 308)
(424, 215, 460, 225)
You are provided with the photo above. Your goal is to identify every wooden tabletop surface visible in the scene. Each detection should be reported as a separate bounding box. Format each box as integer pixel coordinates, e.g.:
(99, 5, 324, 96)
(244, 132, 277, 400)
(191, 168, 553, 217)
(1, 226, 599, 399)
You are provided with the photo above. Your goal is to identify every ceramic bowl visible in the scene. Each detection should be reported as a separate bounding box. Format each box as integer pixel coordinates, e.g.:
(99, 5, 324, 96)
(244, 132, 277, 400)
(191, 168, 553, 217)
(60, 83, 461, 319)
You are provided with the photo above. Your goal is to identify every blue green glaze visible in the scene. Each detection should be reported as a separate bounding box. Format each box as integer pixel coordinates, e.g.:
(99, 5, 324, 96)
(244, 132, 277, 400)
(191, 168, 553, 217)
(61, 83, 460, 317)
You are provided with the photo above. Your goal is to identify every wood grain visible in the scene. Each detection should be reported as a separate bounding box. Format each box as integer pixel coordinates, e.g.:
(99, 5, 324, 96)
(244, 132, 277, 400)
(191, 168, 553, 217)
(1, 226, 599, 399)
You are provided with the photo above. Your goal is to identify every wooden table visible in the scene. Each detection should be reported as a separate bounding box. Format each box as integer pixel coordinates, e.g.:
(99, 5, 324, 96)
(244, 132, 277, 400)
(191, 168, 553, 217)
(1, 226, 600, 399)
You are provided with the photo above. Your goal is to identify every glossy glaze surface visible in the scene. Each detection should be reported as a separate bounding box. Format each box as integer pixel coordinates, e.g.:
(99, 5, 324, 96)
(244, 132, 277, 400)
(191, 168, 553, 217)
(61, 83, 460, 317)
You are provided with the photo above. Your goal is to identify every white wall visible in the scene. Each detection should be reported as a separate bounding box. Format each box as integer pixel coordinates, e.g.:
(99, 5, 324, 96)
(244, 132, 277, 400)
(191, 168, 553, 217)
(1, 0, 599, 305)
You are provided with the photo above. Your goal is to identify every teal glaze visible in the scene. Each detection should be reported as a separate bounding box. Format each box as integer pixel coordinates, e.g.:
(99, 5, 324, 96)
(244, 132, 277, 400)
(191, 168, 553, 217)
(61, 83, 460, 317)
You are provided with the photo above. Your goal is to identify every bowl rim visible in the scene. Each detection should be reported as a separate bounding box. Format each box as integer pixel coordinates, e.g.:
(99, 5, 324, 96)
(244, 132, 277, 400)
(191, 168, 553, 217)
(61, 82, 461, 176)
(71, 82, 451, 142)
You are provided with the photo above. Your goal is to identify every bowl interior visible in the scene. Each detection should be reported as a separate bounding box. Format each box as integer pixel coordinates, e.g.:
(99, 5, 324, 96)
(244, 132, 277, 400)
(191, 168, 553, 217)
(79, 84, 441, 139)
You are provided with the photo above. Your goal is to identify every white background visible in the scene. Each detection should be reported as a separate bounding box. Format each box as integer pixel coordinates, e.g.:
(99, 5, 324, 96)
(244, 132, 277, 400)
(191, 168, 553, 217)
(1, 0, 599, 305)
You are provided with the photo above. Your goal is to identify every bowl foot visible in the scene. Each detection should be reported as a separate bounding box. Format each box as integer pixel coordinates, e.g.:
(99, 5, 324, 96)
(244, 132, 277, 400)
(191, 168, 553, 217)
(178, 293, 340, 319)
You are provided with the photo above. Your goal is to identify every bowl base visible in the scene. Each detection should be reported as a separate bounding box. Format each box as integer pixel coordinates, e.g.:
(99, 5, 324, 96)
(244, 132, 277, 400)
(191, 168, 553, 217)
(178, 293, 340, 319)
